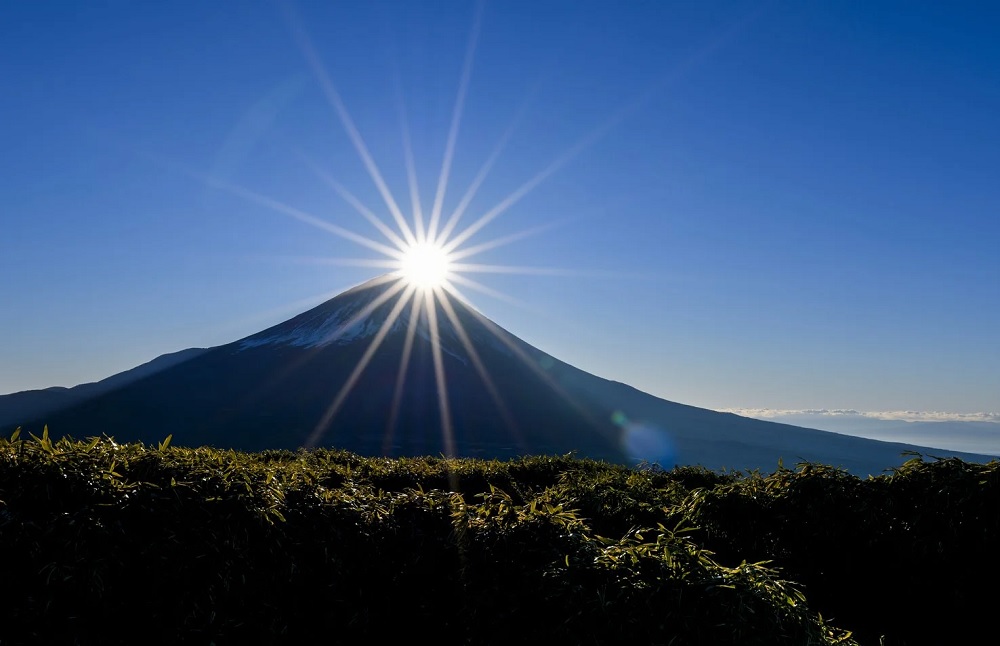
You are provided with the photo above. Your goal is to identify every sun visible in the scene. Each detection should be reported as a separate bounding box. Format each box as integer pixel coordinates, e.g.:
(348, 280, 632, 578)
(228, 2, 605, 455)
(398, 241, 453, 289)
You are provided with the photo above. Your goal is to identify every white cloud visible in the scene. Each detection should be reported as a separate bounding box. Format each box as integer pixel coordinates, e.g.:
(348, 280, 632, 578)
(719, 408, 1000, 424)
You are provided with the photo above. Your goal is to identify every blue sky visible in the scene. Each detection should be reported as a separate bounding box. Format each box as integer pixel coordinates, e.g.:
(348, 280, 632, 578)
(2, 1, 998, 420)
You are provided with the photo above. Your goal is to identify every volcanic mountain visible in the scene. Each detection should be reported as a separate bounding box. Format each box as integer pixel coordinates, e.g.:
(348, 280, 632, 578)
(3, 276, 993, 474)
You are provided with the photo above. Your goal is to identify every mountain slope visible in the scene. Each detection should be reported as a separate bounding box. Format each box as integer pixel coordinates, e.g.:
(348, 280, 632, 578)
(10, 277, 994, 475)
(0, 347, 208, 429)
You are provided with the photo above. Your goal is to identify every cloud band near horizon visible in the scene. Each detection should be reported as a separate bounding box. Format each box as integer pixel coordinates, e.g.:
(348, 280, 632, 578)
(719, 409, 1000, 424)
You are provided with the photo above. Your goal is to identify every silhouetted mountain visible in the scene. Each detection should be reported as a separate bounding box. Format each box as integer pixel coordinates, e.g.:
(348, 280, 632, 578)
(0, 347, 207, 429)
(5, 277, 993, 475)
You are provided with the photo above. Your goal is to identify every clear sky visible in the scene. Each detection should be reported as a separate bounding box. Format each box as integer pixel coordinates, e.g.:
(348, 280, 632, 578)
(2, 1, 998, 420)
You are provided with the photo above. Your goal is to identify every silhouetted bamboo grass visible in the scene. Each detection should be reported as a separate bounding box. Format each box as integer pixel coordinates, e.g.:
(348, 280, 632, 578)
(3, 428, 993, 644)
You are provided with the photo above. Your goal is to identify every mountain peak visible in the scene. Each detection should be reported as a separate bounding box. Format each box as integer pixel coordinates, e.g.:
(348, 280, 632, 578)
(239, 276, 407, 350)
(237, 275, 516, 360)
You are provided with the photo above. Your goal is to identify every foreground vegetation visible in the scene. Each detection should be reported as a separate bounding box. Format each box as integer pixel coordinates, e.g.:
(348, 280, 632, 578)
(1, 430, 996, 644)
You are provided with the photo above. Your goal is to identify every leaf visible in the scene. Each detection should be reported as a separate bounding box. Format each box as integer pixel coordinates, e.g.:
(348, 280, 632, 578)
(39, 425, 54, 453)
(158, 434, 173, 452)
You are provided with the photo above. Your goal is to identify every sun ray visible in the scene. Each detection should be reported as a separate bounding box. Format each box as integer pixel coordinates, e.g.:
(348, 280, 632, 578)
(142, 152, 403, 260)
(242, 275, 404, 411)
(436, 79, 539, 245)
(264, 256, 401, 270)
(313, 276, 408, 346)
(382, 290, 424, 454)
(203, 174, 403, 258)
(282, 3, 417, 247)
(444, 274, 529, 310)
(424, 289, 456, 457)
(440, 62, 686, 256)
(443, 283, 612, 440)
(439, 10, 761, 255)
(441, 127, 607, 254)
(450, 262, 653, 281)
(426, 0, 485, 242)
(446, 221, 566, 262)
(393, 71, 426, 243)
(435, 287, 524, 447)
(297, 154, 410, 252)
(306, 282, 416, 447)
(449, 263, 595, 276)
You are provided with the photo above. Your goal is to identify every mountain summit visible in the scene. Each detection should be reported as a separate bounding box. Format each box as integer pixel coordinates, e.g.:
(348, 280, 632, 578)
(4, 276, 993, 474)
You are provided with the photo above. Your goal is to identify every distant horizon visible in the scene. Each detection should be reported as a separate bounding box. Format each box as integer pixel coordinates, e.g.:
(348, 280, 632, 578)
(2, 1, 997, 425)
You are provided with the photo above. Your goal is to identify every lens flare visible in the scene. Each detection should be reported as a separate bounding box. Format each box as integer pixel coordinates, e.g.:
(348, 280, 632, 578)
(612, 410, 677, 468)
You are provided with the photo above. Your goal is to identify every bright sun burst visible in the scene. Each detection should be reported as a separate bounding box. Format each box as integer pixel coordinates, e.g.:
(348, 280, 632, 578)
(208, 3, 619, 455)
(398, 241, 452, 290)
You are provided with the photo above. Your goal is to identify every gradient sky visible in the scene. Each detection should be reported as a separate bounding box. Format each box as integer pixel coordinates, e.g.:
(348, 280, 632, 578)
(2, 1, 998, 418)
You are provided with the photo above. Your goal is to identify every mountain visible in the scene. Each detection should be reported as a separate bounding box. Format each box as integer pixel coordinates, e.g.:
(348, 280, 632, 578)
(0, 347, 208, 429)
(4, 276, 994, 475)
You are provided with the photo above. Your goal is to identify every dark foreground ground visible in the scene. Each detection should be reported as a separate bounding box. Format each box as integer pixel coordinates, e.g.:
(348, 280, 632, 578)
(2, 431, 997, 644)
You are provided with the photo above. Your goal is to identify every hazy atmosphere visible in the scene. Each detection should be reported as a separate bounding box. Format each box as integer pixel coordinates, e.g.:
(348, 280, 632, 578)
(3, 1, 997, 428)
